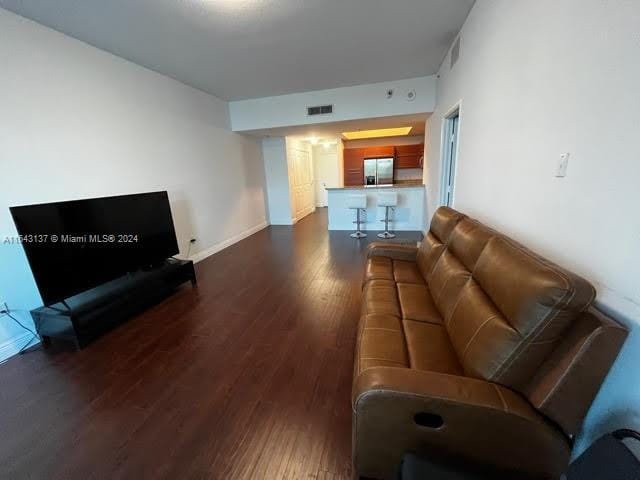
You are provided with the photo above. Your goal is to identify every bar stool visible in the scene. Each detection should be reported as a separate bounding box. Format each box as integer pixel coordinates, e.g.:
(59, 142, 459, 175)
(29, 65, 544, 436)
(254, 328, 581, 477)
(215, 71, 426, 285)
(347, 194, 367, 238)
(377, 191, 397, 239)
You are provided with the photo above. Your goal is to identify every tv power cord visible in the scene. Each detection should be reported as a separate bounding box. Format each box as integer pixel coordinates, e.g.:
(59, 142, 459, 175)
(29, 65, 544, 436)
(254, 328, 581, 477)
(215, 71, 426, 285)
(186, 238, 196, 259)
(0, 304, 38, 358)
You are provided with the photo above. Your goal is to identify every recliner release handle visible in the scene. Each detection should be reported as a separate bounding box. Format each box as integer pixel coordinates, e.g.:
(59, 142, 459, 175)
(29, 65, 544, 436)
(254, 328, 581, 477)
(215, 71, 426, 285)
(414, 412, 444, 429)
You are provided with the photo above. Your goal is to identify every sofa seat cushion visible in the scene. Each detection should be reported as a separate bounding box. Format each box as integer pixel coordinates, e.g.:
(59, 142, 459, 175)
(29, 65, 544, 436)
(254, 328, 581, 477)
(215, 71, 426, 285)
(356, 314, 409, 374)
(364, 258, 425, 285)
(393, 260, 426, 285)
(397, 283, 443, 324)
(365, 256, 394, 283)
(403, 320, 463, 374)
(363, 280, 401, 317)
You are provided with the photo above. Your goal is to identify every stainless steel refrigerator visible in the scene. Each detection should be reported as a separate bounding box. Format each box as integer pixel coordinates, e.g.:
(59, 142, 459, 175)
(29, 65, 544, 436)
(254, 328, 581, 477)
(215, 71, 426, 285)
(363, 158, 394, 186)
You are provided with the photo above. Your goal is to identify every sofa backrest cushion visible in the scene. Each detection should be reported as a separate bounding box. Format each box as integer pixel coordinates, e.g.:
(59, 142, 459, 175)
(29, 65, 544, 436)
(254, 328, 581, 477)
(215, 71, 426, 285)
(430, 206, 465, 243)
(444, 235, 596, 391)
(416, 232, 446, 279)
(445, 278, 522, 382)
(416, 207, 465, 278)
(448, 218, 497, 271)
(428, 250, 472, 321)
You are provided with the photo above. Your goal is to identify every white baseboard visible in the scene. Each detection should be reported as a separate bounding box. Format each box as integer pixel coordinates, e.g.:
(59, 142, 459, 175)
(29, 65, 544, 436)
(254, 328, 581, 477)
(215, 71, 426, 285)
(0, 332, 39, 364)
(268, 218, 295, 225)
(292, 207, 316, 225)
(189, 221, 269, 264)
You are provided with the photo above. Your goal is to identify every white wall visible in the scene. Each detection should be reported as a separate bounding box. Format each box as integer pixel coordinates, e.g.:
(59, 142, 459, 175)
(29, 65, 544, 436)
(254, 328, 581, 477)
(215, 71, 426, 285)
(262, 137, 294, 225)
(229, 76, 436, 132)
(425, 0, 640, 455)
(0, 9, 268, 359)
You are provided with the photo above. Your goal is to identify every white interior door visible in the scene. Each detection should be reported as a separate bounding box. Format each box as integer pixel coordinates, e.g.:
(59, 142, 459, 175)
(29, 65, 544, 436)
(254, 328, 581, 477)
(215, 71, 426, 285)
(313, 146, 340, 207)
(291, 148, 315, 221)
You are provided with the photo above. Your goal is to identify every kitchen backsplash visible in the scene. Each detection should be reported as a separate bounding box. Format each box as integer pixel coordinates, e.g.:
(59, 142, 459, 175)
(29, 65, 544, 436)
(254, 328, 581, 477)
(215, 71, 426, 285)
(395, 168, 423, 181)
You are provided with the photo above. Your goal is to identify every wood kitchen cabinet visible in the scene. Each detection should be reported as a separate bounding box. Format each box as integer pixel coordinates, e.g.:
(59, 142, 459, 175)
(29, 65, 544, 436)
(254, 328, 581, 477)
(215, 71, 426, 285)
(363, 146, 395, 158)
(344, 148, 365, 186)
(395, 144, 424, 169)
(342, 143, 424, 185)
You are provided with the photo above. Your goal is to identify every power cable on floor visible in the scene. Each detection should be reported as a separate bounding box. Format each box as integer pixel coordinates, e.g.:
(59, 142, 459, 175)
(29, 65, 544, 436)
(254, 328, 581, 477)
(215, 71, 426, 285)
(0, 308, 38, 358)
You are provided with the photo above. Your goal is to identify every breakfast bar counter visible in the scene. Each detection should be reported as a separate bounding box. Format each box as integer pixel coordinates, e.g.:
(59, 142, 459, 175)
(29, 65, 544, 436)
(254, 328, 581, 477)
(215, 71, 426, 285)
(325, 182, 425, 191)
(326, 183, 425, 231)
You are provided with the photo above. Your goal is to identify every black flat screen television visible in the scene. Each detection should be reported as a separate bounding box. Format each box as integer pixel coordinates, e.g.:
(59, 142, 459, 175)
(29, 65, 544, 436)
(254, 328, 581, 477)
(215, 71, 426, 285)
(10, 191, 179, 306)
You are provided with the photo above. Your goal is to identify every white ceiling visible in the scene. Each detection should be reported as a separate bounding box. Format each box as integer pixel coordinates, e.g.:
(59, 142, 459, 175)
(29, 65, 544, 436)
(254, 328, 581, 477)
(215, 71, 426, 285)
(0, 0, 474, 101)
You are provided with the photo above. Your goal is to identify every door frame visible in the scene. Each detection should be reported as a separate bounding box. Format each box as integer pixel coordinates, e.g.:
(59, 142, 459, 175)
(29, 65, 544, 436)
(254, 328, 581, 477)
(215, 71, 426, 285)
(439, 102, 462, 207)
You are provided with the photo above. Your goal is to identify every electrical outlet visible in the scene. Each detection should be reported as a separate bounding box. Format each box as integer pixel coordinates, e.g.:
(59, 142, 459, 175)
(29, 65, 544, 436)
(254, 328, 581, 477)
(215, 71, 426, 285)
(0, 302, 8, 314)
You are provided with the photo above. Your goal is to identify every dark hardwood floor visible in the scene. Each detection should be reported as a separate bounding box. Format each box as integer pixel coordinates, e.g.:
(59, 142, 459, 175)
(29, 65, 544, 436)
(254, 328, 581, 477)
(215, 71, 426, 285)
(0, 208, 422, 480)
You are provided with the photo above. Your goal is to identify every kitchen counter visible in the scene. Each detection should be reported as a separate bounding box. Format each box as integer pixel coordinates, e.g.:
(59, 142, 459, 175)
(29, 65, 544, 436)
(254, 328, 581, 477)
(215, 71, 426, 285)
(326, 183, 425, 231)
(325, 182, 424, 191)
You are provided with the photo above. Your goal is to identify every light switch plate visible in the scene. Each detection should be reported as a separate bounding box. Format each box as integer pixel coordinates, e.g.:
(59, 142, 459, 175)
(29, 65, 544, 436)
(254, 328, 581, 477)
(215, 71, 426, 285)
(555, 153, 570, 177)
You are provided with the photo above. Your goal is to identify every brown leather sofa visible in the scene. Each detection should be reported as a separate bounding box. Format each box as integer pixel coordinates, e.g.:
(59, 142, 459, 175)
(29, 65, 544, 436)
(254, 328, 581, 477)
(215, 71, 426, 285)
(353, 206, 627, 479)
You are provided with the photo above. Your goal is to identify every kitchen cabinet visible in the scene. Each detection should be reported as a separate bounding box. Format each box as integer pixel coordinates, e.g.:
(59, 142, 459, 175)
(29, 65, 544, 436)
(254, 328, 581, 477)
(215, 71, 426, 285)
(344, 148, 365, 186)
(342, 143, 424, 185)
(363, 146, 395, 158)
(395, 144, 424, 169)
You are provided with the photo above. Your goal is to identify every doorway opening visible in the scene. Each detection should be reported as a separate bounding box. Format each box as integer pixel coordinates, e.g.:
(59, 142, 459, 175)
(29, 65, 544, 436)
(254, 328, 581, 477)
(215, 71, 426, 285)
(312, 141, 340, 208)
(440, 108, 460, 207)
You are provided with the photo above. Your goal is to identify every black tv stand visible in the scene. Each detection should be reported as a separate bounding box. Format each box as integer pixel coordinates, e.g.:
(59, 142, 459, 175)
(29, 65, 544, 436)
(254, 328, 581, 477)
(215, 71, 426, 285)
(31, 258, 196, 349)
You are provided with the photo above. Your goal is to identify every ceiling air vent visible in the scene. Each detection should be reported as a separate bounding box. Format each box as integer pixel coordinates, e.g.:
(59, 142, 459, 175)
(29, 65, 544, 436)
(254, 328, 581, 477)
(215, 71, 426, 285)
(307, 104, 333, 116)
(450, 37, 460, 69)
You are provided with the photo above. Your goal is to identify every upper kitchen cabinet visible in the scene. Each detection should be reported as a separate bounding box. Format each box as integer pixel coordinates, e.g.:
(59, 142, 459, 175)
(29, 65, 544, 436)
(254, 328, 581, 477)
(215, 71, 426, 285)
(363, 146, 395, 158)
(395, 144, 424, 169)
(344, 148, 365, 186)
(342, 142, 425, 185)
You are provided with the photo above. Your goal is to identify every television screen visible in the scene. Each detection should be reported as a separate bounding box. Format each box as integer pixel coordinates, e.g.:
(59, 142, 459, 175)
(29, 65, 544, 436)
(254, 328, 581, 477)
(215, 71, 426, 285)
(10, 191, 179, 306)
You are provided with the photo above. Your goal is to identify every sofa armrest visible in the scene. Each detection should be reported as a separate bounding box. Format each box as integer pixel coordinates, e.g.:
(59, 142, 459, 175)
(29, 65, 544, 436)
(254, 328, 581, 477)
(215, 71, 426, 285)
(352, 367, 570, 480)
(367, 241, 418, 262)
